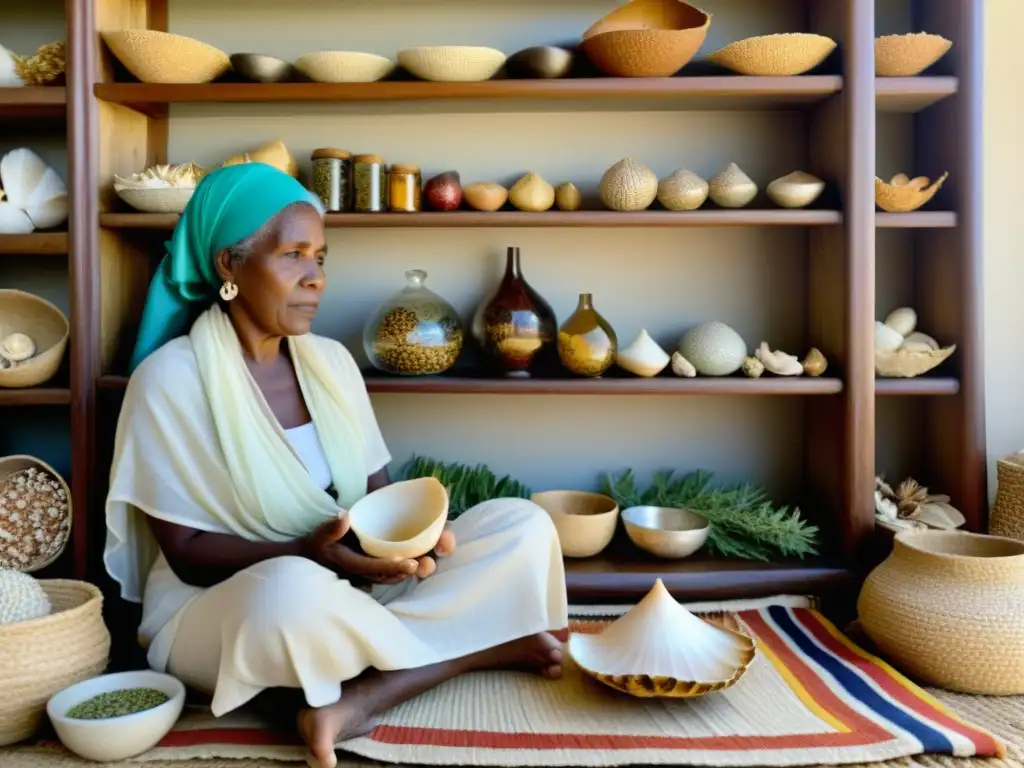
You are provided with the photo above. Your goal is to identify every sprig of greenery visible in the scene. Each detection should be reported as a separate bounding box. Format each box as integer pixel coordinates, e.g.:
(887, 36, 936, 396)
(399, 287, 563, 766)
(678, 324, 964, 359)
(399, 455, 532, 519)
(599, 469, 819, 562)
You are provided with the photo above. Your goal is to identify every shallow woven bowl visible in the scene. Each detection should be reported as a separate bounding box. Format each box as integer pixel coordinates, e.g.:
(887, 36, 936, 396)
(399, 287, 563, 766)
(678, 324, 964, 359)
(230, 53, 295, 83)
(875, 345, 956, 378)
(397, 46, 506, 82)
(102, 30, 229, 84)
(0, 580, 111, 747)
(0, 289, 69, 388)
(875, 33, 952, 77)
(530, 490, 619, 558)
(115, 186, 194, 214)
(581, 0, 711, 78)
(707, 33, 836, 76)
(875, 172, 948, 213)
(295, 51, 395, 83)
(0, 455, 72, 572)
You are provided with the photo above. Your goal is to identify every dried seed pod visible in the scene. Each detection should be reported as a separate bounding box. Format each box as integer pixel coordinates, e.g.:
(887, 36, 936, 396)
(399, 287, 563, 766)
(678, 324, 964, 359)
(802, 347, 827, 376)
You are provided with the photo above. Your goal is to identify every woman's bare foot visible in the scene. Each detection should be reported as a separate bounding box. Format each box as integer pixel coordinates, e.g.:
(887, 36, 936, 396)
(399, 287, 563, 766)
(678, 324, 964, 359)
(298, 702, 375, 768)
(489, 632, 563, 679)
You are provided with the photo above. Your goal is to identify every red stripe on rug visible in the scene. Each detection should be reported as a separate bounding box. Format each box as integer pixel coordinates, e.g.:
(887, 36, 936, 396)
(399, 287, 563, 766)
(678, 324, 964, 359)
(738, 611, 891, 743)
(793, 610, 1004, 758)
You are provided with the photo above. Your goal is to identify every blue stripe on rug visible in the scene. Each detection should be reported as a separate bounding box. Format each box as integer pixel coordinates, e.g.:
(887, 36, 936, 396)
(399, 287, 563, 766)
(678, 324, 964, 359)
(766, 605, 955, 754)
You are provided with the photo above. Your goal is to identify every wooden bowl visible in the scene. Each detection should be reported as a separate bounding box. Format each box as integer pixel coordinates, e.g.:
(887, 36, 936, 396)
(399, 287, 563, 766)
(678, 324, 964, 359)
(397, 46, 506, 82)
(347, 477, 448, 560)
(622, 506, 709, 559)
(530, 490, 619, 558)
(0, 290, 68, 388)
(295, 51, 395, 83)
(0, 455, 72, 572)
(875, 345, 956, 378)
(230, 53, 295, 83)
(875, 33, 952, 77)
(707, 33, 836, 76)
(580, 0, 711, 78)
(875, 172, 948, 213)
(102, 30, 229, 84)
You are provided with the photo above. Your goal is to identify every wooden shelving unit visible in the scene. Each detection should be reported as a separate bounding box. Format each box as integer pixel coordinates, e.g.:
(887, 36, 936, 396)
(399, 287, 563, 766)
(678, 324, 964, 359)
(28, 0, 977, 602)
(0, 233, 70, 254)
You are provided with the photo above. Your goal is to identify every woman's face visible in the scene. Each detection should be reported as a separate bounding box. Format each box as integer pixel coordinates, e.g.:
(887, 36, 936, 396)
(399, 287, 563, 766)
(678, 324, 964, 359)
(219, 202, 327, 338)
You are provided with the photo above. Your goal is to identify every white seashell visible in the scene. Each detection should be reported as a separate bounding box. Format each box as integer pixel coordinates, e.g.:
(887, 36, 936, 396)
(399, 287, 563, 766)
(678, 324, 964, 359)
(874, 320, 904, 352)
(901, 331, 939, 352)
(883, 306, 917, 336)
(25, 168, 68, 229)
(670, 351, 696, 378)
(754, 341, 804, 376)
(709, 162, 758, 208)
(568, 579, 756, 698)
(1, 333, 36, 362)
(766, 171, 825, 209)
(0, 44, 24, 87)
(617, 329, 670, 377)
(0, 148, 69, 229)
(0, 202, 34, 234)
(347, 477, 448, 560)
(908, 502, 966, 530)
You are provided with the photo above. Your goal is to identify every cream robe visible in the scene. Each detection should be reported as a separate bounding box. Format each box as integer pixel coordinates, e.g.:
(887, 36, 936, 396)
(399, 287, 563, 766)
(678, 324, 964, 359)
(103, 330, 568, 716)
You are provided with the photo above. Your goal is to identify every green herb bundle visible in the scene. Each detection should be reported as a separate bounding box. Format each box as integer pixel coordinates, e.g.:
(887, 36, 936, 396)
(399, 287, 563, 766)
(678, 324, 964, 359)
(399, 455, 532, 519)
(599, 469, 819, 562)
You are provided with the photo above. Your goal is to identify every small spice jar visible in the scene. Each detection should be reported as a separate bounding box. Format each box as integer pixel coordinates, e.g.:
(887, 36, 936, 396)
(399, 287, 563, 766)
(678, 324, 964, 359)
(354, 154, 387, 212)
(311, 148, 352, 212)
(389, 164, 422, 212)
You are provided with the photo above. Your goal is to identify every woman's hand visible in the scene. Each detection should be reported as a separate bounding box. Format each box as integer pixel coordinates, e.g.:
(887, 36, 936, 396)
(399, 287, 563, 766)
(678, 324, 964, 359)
(302, 516, 418, 584)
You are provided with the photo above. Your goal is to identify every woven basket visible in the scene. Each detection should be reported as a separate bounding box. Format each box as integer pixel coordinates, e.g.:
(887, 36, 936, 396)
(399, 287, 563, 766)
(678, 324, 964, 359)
(991, 452, 1024, 541)
(295, 51, 395, 83)
(0, 580, 111, 746)
(0, 455, 72, 572)
(858, 530, 1024, 695)
(102, 30, 229, 84)
(875, 33, 952, 77)
(0, 289, 69, 388)
(707, 33, 836, 76)
(397, 46, 506, 82)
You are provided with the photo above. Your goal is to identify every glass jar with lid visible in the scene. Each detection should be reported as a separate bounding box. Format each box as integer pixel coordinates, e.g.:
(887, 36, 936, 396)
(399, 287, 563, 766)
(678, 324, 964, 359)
(389, 164, 422, 212)
(311, 148, 352, 212)
(353, 154, 387, 212)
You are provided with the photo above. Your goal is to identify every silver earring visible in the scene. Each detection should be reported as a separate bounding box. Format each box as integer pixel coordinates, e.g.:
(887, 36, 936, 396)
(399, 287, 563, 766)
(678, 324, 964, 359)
(219, 280, 239, 301)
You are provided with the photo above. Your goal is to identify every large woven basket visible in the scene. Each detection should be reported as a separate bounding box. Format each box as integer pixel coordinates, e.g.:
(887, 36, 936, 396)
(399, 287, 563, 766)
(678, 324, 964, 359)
(991, 451, 1024, 541)
(858, 530, 1024, 695)
(0, 289, 69, 388)
(0, 580, 111, 746)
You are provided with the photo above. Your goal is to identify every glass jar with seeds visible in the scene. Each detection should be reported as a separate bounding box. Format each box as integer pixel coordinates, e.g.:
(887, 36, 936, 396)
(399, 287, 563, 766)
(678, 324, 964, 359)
(388, 164, 422, 212)
(363, 269, 464, 376)
(311, 148, 352, 212)
(353, 153, 387, 212)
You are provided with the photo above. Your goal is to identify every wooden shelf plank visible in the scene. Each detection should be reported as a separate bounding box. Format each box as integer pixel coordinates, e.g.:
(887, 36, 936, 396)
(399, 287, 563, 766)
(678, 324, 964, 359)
(876, 211, 957, 228)
(565, 550, 853, 600)
(875, 378, 960, 396)
(0, 388, 71, 405)
(0, 86, 67, 119)
(101, 210, 843, 230)
(95, 77, 844, 115)
(0, 233, 69, 254)
(100, 373, 842, 396)
(876, 77, 958, 113)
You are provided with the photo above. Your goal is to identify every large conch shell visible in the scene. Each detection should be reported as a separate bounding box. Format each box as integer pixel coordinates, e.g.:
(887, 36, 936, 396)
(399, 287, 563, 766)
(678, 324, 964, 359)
(346, 477, 448, 560)
(875, 172, 948, 213)
(0, 44, 24, 86)
(0, 148, 69, 230)
(223, 138, 298, 178)
(617, 329, 670, 377)
(114, 161, 207, 191)
(568, 579, 756, 698)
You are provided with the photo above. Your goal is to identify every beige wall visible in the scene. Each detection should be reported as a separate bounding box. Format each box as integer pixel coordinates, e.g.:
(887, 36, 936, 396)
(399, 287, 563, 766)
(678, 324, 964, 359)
(983, 0, 1024, 502)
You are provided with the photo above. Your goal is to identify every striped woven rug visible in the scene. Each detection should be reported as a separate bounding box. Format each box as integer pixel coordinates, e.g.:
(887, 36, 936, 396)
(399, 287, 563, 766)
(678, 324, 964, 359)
(69, 596, 1006, 766)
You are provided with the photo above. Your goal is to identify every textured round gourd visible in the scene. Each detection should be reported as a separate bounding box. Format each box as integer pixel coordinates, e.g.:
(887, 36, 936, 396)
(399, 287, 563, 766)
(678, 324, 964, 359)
(580, 0, 711, 78)
(397, 46, 506, 82)
(295, 51, 395, 83)
(347, 477, 449, 560)
(0, 290, 69, 389)
(464, 182, 508, 212)
(875, 345, 955, 378)
(875, 172, 948, 213)
(0, 570, 50, 625)
(875, 33, 952, 77)
(101, 30, 229, 84)
(555, 183, 582, 211)
(706, 33, 836, 76)
(509, 172, 555, 212)
(599, 158, 658, 212)
(858, 530, 1024, 695)
(709, 163, 757, 208)
(678, 321, 748, 376)
(657, 168, 708, 211)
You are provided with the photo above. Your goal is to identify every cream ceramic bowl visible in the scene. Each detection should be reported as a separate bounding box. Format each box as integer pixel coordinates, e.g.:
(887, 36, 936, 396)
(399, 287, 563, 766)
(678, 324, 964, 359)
(530, 490, 619, 558)
(46, 670, 185, 762)
(348, 477, 448, 560)
(622, 506, 709, 559)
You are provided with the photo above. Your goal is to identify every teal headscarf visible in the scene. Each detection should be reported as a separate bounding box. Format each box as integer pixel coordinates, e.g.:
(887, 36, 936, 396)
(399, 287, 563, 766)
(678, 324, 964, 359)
(128, 162, 324, 373)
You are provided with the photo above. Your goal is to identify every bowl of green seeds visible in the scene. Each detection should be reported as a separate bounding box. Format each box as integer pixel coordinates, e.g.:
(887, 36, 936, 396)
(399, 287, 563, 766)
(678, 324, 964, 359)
(46, 670, 185, 761)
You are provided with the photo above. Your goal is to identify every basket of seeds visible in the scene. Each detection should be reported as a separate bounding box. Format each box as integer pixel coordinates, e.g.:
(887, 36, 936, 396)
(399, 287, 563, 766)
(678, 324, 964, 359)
(0, 455, 72, 572)
(362, 269, 465, 376)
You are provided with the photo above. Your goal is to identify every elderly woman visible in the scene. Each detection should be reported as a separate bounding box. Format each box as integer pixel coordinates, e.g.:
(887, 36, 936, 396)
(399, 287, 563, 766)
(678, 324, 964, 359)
(103, 163, 568, 768)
